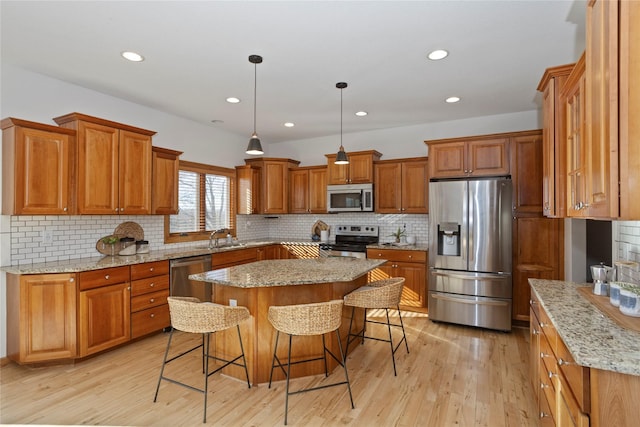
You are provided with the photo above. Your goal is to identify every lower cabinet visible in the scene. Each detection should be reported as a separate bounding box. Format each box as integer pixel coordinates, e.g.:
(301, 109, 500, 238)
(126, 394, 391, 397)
(6, 273, 77, 363)
(130, 260, 170, 339)
(366, 248, 428, 309)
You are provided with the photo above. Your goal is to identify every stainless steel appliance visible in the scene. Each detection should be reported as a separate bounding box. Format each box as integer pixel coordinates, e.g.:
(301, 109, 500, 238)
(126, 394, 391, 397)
(327, 184, 374, 212)
(170, 254, 213, 302)
(319, 225, 379, 258)
(428, 177, 513, 331)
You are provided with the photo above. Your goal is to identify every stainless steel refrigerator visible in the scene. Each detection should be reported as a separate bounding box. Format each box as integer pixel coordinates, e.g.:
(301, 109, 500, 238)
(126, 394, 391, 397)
(428, 177, 513, 331)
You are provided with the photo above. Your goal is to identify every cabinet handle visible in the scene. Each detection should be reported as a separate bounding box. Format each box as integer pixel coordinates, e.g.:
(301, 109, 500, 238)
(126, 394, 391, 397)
(408, 255, 412, 259)
(150, 267, 154, 272)
(120, 208, 124, 212)
(149, 282, 155, 287)
(69, 277, 75, 283)
(532, 328, 539, 335)
(558, 358, 571, 366)
(115, 208, 119, 212)
(105, 274, 110, 280)
(63, 207, 68, 212)
(150, 313, 155, 318)
(150, 298, 155, 303)
(540, 412, 551, 419)
(540, 382, 549, 390)
(548, 371, 558, 379)
(540, 351, 553, 359)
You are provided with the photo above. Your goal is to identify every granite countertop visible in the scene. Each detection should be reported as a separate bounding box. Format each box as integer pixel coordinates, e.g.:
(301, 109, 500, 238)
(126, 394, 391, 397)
(1, 238, 423, 275)
(189, 258, 386, 288)
(529, 279, 640, 377)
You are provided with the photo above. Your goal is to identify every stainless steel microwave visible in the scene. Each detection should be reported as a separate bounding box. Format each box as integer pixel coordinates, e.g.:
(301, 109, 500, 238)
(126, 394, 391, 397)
(327, 183, 374, 212)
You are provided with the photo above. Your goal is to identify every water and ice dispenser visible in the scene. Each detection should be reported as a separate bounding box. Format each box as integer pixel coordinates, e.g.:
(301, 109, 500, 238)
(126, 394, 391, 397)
(437, 222, 461, 256)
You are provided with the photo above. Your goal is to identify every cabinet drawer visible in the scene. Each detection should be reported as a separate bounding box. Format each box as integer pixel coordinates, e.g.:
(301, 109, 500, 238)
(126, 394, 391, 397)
(131, 275, 169, 296)
(131, 304, 170, 339)
(213, 248, 258, 267)
(537, 301, 558, 353)
(539, 331, 557, 392)
(79, 266, 130, 291)
(366, 249, 427, 263)
(539, 382, 556, 425)
(557, 336, 590, 413)
(131, 261, 169, 280)
(131, 289, 169, 312)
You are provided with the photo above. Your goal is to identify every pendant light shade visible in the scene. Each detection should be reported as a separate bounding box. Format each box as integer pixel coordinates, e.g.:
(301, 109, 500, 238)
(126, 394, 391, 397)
(246, 54, 264, 155)
(334, 82, 349, 165)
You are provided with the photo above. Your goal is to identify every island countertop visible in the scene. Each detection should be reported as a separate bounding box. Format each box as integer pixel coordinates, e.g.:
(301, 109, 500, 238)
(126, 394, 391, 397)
(529, 279, 640, 376)
(190, 258, 386, 288)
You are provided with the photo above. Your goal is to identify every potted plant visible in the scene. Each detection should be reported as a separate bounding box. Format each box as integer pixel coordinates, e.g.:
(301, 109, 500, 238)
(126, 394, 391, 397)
(101, 235, 118, 256)
(389, 227, 406, 243)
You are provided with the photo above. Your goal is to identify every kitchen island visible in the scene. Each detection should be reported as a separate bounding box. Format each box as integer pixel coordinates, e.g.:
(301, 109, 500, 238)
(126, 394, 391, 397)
(190, 257, 386, 384)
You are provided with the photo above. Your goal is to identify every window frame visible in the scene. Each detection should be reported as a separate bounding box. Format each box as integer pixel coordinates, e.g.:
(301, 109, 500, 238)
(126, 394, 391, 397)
(164, 160, 236, 244)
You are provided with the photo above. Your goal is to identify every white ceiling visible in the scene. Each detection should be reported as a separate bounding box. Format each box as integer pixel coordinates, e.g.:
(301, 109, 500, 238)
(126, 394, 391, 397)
(1, 1, 585, 144)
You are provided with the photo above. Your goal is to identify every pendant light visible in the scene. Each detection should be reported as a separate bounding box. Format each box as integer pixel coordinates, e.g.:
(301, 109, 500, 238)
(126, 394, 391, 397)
(334, 82, 349, 164)
(246, 54, 264, 155)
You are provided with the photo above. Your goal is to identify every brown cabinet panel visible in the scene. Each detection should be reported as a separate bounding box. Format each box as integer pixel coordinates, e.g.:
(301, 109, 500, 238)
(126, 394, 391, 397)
(130, 260, 169, 280)
(375, 158, 428, 214)
(131, 289, 169, 312)
(511, 132, 544, 215)
(244, 158, 300, 214)
(213, 247, 259, 268)
(289, 166, 327, 214)
(374, 162, 402, 212)
(427, 137, 509, 178)
(1, 118, 75, 215)
(79, 266, 130, 291)
(427, 141, 466, 178)
(467, 138, 510, 176)
(326, 150, 381, 184)
(151, 147, 182, 214)
(6, 273, 77, 364)
(130, 275, 169, 297)
(131, 305, 170, 339)
(78, 282, 130, 357)
(236, 165, 261, 214)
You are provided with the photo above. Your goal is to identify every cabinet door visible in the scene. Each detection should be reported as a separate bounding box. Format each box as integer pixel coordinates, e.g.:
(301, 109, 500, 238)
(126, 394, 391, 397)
(308, 167, 327, 213)
(585, 0, 619, 218)
(79, 282, 130, 357)
(261, 160, 289, 214)
(289, 169, 309, 213)
(7, 125, 72, 215)
(374, 162, 402, 213)
(152, 147, 181, 214)
(77, 121, 119, 214)
(326, 154, 349, 185)
(467, 138, 510, 176)
(119, 130, 152, 214)
(511, 132, 543, 216)
(428, 142, 466, 178)
(396, 262, 427, 308)
(565, 57, 587, 218)
(529, 307, 541, 400)
(7, 273, 77, 363)
(401, 160, 429, 213)
(542, 79, 556, 218)
(348, 152, 375, 183)
(236, 165, 261, 214)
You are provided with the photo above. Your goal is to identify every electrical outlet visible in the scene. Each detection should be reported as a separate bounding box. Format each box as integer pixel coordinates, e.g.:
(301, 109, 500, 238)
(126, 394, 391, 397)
(41, 230, 53, 245)
(229, 299, 237, 307)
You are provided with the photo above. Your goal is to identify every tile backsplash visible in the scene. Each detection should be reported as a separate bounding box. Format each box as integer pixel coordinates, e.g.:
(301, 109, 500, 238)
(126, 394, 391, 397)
(3, 213, 429, 266)
(614, 220, 640, 284)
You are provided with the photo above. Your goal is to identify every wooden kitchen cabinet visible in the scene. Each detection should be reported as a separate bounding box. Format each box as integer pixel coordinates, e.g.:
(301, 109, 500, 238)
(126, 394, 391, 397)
(212, 247, 260, 269)
(325, 150, 382, 184)
(289, 165, 327, 213)
(78, 266, 131, 357)
(53, 113, 155, 215)
(366, 248, 428, 309)
(6, 273, 77, 364)
(562, 55, 588, 218)
(426, 136, 509, 178)
(236, 164, 261, 214)
(537, 63, 574, 218)
(152, 146, 182, 215)
(243, 158, 300, 214)
(511, 131, 544, 216)
(374, 157, 429, 214)
(1, 118, 76, 215)
(130, 261, 170, 339)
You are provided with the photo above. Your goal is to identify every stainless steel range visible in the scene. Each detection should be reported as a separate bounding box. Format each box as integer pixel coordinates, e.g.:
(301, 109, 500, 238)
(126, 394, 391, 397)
(319, 225, 379, 259)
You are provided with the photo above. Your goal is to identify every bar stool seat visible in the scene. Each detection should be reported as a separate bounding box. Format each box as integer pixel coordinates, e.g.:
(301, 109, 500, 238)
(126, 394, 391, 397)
(268, 299, 354, 425)
(343, 277, 409, 376)
(154, 296, 251, 423)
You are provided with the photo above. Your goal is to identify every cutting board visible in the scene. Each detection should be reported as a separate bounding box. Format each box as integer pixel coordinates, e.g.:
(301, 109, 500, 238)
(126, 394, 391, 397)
(312, 220, 329, 239)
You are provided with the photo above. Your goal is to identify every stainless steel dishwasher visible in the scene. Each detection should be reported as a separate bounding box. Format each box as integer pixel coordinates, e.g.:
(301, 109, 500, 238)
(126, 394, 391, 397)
(170, 254, 213, 302)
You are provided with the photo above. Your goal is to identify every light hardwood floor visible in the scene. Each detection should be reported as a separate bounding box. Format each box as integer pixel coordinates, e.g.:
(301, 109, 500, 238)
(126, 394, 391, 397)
(1, 310, 536, 426)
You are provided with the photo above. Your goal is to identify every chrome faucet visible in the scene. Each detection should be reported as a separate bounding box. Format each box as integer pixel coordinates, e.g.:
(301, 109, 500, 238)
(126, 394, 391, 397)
(209, 228, 230, 249)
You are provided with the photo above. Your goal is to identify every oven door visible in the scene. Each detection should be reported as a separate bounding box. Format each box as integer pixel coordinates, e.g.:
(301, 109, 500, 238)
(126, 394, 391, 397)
(326, 249, 367, 259)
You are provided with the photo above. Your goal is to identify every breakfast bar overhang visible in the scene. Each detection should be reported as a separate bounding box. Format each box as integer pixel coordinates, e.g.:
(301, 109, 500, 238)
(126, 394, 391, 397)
(189, 257, 386, 384)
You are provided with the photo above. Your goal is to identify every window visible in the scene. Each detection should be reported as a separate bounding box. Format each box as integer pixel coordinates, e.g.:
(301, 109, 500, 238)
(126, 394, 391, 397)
(165, 160, 236, 243)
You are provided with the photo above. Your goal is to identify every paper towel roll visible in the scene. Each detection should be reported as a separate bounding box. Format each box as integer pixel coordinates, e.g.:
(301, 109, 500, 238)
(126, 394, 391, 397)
(320, 230, 329, 242)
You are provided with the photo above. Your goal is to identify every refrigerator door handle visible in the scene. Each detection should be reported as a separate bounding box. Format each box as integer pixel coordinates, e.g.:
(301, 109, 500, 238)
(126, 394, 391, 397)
(431, 292, 510, 307)
(430, 270, 510, 281)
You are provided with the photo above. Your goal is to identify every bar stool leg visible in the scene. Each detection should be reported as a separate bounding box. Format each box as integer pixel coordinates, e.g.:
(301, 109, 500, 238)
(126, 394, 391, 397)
(397, 304, 409, 354)
(284, 334, 293, 425)
(236, 325, 251, 388)
(335, 329, 355, 409)
(153, 328, 175, 402)
(268, 331, 281, 388)
(322, 334, 329, 377)
(203, 332, 210, 423)
(385, 308, 398, 376)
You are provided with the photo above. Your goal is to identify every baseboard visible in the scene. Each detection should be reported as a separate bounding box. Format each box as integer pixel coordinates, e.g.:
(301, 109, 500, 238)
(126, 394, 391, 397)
(1, 356, 11, 367)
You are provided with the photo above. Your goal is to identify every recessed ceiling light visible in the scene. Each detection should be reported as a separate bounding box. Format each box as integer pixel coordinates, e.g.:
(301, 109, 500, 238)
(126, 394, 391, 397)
(226, 97, 240, 104)
(355, 111, 368, 117)
(445, 96, 461, 103)
(121, 51, 144, 62)
(427, 49, 449, 61)
(284, 122, 295, 128)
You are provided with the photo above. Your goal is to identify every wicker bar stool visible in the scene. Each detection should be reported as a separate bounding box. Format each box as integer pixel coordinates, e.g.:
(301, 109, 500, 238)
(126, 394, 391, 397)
(153, 297, 251, 423)
(268, 299, 354, 425)
(343, 277, 409, 376)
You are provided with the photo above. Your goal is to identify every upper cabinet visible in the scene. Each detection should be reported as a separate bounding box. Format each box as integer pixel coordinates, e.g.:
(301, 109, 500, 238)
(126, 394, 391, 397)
(537, 63, 575, 218)
(427, 136, 510, 179)
(54, 113, 155, 215)
(289, 166, 327, 214)
(562, 54, 588, 218)
(242, 157, 300, 214)
(325, 150, 381, 184)
(151, 147, 182, 215)
(1, 118, 76, 215)
(511, 131, 544, 216)
(374, 157, 429, 214)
